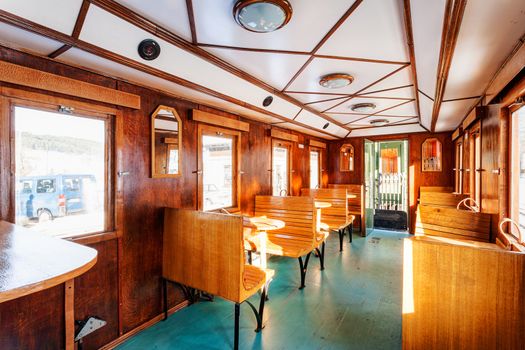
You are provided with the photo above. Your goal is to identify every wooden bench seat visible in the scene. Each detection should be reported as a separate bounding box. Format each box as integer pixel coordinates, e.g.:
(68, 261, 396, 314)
(328, 184, 364, 232)
(253, 195, 327, 289)
(415, 204, 491, 242)
(163, 208, 273, 350)
(419, 191, 469, 208)
(301, 188, 355, 251)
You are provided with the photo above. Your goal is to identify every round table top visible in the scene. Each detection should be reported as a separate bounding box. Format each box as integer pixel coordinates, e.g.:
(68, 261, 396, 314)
(347, 194, 357, 199)
(243, 216, 285, 231)
(315, 201, 332, 209)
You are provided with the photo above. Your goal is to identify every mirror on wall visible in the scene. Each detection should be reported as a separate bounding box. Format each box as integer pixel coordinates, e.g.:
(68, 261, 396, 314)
(151, 105, 182, 177)
(422, 138, 442, 172)
(340, 143, 354, 171)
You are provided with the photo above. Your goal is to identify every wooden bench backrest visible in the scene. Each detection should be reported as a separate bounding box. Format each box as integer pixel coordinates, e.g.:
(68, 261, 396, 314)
(415, 204, 491, 242)
(301, 188, 348, 229)
(419, 192, 468, 208)
(328, 184, 363, 215)
(420, 186, 453, 193)
(163, 208, 244, 303)
(255, 196, 316, 245)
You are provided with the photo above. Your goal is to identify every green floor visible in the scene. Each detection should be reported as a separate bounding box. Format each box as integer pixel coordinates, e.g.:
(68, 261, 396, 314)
(117, 230, 408, 350)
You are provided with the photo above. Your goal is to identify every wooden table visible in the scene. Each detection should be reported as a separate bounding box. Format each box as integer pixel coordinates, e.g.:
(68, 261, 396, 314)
(0, 221, 98, 349)
(314, 201, 332, 231)
(243, 216, 285, 268)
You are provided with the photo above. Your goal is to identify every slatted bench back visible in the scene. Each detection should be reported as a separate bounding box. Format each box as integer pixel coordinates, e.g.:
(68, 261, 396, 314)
(255, 196, 316, 246)
(415, 204, 491, 242)
(419, 192, 469, 208)
(420, 186, 454, 193)
(328, 184, 363, 229)
(163, 208, 244, 303)
(301, 188, 348, 230)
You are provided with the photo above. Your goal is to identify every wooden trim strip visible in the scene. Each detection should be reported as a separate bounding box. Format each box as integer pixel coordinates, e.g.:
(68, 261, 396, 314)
(402, 0, 422, 124)
(48, 44, 72, 59)
(344, 99, 415, 125)
(192, 109, 250, 132)
(0, 60, 141, 109)
(309, 139, 327, 149)
(418, 89, 434, 101)
(349, 121, 419, 130)
(185, 0, 198, 44)
(72, 0, 90, 39)
(270, 128, 299, 142)
(358, 84, 414, 96)
(452, 128, 461, 140)
(88, 0, 351, 133)
(442, 95, 481, 103)
(430, 0, 468, 131)
(461, 107, 478, 130)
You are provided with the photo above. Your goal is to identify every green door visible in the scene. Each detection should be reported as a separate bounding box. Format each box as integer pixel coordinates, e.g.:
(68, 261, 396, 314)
(364, 139, 376, 236)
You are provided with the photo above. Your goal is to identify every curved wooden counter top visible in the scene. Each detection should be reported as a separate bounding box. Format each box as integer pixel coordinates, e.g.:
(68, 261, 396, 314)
(0, 220, 98, 303)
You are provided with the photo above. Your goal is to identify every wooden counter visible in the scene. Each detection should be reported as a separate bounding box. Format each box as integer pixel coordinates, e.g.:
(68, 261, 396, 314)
(0, 221, 98, 349)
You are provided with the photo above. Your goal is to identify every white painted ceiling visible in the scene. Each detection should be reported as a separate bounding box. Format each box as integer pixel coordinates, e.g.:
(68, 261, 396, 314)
(0, 0, 524, 138)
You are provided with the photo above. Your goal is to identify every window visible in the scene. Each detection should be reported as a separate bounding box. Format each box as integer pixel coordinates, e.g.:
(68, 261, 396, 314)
(272, 140, 292, 196)
(454, 141, 463, 193)
(339, 143, 354, 171)
(198, 125, 240, 211)
(310, 149, 321, 189)
(510, 106, 525, 234)
(14, 105, 111, 238)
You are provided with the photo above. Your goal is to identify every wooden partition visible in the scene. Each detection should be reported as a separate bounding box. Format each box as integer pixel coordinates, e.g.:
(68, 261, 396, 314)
(419, 192, 469, 208)
(419, 186, 453, 193)
(415, 205, 491, 242)
(328, 184, 364, 232)
(403, 235, 525, 349)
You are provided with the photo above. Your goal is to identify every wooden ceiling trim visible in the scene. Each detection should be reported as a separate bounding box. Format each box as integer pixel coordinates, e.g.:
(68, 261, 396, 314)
(350, 121, 419, 130)
(304, 95, 349, 105)
(442, 95, 480, 103)
(198, 43, 310, 56)
(430, 0, 468, 131)
(314, 54, 408, 65)
(359, 84, 414, 96)
(322, 64, 410, 112)
(0, 10, 341, 139)
(280, 0, 363, 92)
(402, 0, 422, 125)
(89, 0, 351, 132)
(47, 0, 90, 59)
(192, 109, 250, 132)
(418, 89, 434, 101)
(185, 0, 198, 45)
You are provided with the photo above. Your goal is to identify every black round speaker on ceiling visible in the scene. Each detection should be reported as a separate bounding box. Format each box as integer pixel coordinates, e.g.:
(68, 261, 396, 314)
(322, 122, 330, 130)
(138, 39, 161, 60)
(263, 96, 273, 107)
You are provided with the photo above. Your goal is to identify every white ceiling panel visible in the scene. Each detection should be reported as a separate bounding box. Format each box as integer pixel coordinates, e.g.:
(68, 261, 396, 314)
(328, 113, 369, 125)
(278, 123, 338, 140)
(444, 0, 525, 100)
(80, 5, 301, 119)
(359, 86, 415, 99)
(359, 65, 413, 93)
(307, 97, 351, 113)
(287, 57, 401, 94)
(192, 0, 356, 52)
(435, 99, 476, 132)
(205, 47, 310, 91)
(286, 92, 348, 104)
(328, 97, 413, 115)
(350, 116, 418, 127)
(349, 123, 425, 137)
(0, 22, 63, 55)
(418, 92, 434, 129)
(410, 0, 445, 98)
(295, 110, 348, 138)
(378, 101, 418, 117)
(0, 0, 83, 35)
(56, 48, 283, 125)
(317, 0, 409, 62)
(112, 0, 193, 42)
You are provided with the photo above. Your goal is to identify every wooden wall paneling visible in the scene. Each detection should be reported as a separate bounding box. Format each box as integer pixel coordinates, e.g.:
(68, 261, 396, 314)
(192, 109, 250, 132)
(291, 134, 308, 196)
(270, 128, 299, 143)
(327, 139, 364, 185)
(480, 105, 503, 240)
(0, 96, 11, 221)
(499, 107, 510, 223)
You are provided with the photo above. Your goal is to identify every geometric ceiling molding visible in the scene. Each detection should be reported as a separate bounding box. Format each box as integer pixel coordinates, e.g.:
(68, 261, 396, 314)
(0, 0, 83, 35)
(113, 0, 193, 42)
(294, 109, 349, 138)
(380, 100, 418, 117)
(349, 116, 419, 127)
(192, 0, 357, 52)
(317, 0, 410, 62)
(285, 57, 404, 95)
(349, 122, 425, 137)
(358, 85, 415, 99)
(205, 47, 311, 91)
(327, 97, 414, 114)
(418, 91, 433, 130)
(278, 122, 338, 140)
(435, 98, 477, 132)
(358, 64, 414, 94)
(285, 92, 348, 105)
(0, 21, 64, 56)
(443, 0, 525, 100)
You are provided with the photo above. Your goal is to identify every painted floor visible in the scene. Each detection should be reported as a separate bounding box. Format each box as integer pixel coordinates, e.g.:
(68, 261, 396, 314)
(117, 230, 408, 350)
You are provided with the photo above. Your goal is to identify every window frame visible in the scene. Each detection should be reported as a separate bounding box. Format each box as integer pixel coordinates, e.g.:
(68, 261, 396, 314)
(271, 139, 293, 196)
(509, 105, 525, 239)
(197, 124, 241, 212)
(0, 93, 120, 243)
(454, 139, 463, 194)
(469, 124, 482, 205)
(309, 146, 322, 189)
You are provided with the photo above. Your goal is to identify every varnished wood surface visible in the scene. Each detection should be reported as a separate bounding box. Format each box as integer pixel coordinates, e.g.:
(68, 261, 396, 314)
(302, 188, 352, 232)
(328, 183, 364, 232)
(419, 186, 453, 193)
(419, 192, 468, 207)
(0, 221, 97, 303)
(403, 235, 525, 349)
(192, 109, 250, 132)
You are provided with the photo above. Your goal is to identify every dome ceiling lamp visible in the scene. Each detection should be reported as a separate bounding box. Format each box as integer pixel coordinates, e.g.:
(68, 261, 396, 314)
(233, 0, 293, 33)
(369, 119, 389, 127)
(350, 102, 376, 113)
(319, 73, 354, 89)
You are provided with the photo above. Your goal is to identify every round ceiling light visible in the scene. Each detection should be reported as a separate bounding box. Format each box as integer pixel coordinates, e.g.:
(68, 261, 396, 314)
(350, 102, 376, 113)
(319, 73, 354, 89)
(369, 119, 389, 127)
(234, 0, 293, 33)
(263, 95, 274, 107)
(138, 39, 161, 60)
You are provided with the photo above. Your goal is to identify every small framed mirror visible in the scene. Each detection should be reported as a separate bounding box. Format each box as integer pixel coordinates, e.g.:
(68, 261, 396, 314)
(151, 105, 182, 177)
(340, 143, 354, 172)
(422, 138, 442, 172)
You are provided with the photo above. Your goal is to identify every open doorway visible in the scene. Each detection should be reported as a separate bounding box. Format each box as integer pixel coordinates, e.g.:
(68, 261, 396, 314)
(364, 139, 409, 234)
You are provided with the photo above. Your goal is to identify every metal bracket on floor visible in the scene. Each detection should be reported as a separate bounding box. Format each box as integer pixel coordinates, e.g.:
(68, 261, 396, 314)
(75, 316, 107, 350)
